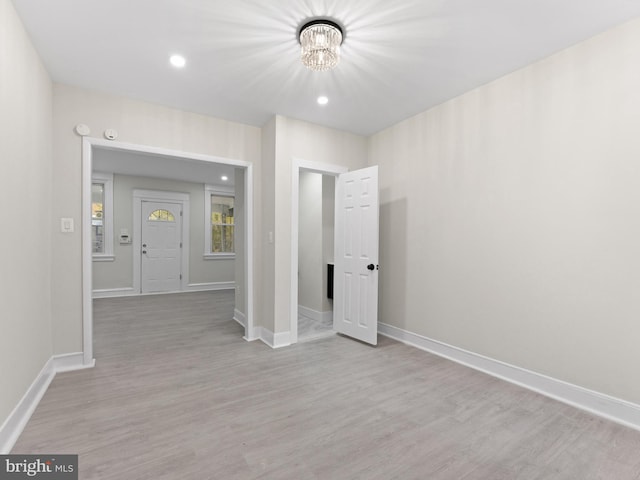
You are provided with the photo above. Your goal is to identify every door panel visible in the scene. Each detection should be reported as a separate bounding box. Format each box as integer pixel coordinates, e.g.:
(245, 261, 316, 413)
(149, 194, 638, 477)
(334, 166, 379, 345)
(141, 201, 182, 293)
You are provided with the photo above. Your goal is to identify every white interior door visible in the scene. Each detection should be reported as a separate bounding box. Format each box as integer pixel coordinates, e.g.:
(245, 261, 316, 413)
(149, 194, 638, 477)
(141, 201, 182, 293)
(333, 166, 379, 345)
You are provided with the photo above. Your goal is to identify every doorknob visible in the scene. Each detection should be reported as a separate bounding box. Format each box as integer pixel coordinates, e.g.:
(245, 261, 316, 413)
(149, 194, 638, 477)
(142, 250, 147, 254)
(142, 243, 147, 247)
(367, 264, 375, 271)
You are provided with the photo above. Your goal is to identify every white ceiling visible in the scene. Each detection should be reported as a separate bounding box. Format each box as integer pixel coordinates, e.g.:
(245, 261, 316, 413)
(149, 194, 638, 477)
(12, 0, 640, 136)
(93, 148, 236, 186)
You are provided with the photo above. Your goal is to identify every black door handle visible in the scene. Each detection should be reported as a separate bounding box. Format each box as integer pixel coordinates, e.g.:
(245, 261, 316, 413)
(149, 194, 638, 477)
(367, 264, 375, 271)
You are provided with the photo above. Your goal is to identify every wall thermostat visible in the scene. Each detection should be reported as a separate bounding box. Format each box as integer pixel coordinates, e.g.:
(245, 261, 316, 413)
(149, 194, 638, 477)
(119, 228, 131, 244)
(75, 124, 90, 136)
(104, 129, 118, 140)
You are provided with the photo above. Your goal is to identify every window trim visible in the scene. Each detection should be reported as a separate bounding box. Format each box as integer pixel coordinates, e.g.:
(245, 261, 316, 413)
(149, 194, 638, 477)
(92, 172, 114, 261)
(204, 184, 235, 259)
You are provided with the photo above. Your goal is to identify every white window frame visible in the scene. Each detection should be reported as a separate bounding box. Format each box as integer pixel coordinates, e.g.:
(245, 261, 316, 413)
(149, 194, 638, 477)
(204, 184, 235, 260)
(92, 172, 114, 261)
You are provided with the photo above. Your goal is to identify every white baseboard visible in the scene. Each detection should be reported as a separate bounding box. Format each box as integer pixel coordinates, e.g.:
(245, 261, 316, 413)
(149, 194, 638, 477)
(259, 327, 274, 347)
(378, 322, 640, 432)
(0, 353, 95, 454)
(272, 331, 291, 349)
(298, 305, 333, 323)
(243, 326, 261, 342)
(0, 358, 54, 454)
(52, 352, 95, 373)
(93, 283, 235, 299)
(92, 287, 136, 299)
(257, 327, 291, 349)
(186, 282, 235, 292)
(233, 309, 246, 328)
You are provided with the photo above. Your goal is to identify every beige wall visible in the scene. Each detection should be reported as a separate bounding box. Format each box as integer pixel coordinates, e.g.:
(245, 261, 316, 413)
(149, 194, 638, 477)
(321, 175, 335, 313)
(0, 0, 53, 427)
(92, 174, 234, 290)
(52, 84, 261, 354)
(234, 168, 246, 316)
(298, 172, 324, 312)
(369, 18, 640, 404)
(259, 117, 277, 333)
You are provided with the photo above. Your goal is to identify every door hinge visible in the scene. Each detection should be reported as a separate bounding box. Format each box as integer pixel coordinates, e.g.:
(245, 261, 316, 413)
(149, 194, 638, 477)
(180, 242, 183, 248)
(180, 274, 182, 280)
(180, 211, 183, 217)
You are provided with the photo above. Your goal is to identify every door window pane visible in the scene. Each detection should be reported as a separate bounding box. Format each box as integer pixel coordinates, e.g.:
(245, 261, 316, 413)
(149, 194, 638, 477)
(148, 209, 175, 222)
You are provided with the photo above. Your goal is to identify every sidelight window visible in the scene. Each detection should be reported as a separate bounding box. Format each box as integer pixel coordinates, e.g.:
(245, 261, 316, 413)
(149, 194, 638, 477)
(204, 185, 235, 258)
(92, 172, 114, 260)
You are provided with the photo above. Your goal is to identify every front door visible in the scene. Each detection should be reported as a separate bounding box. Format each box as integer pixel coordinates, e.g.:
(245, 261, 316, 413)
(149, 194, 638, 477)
(333, 166, 379, 345)
(141, 200, 182, 293)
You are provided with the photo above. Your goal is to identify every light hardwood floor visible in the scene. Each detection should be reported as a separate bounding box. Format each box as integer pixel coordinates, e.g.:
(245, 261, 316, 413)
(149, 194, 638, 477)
(13, 291, 640, 479)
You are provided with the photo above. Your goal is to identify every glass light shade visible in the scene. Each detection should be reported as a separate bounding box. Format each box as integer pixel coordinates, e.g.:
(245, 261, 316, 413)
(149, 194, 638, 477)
(299, 22, 343, 71)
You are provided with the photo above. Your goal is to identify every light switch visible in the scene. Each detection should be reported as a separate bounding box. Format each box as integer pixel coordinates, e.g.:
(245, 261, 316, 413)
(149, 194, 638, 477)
(60, 217, 74, 233)
(268, 231, 274, 244)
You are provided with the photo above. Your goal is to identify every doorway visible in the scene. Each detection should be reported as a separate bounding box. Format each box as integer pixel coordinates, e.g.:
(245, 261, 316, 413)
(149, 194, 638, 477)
(82, 138, 255, 366)
(291, 160, 380, 346)
(297, 171, 336, 342)
(141, 200, 182, 293)
(290, 159, 347, 344)
(129, 189, 191, 294)
(135, 194, 187, 293)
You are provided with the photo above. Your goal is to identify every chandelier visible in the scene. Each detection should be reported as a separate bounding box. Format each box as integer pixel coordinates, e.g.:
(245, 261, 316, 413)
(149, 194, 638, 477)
(298, 20, 344, 71)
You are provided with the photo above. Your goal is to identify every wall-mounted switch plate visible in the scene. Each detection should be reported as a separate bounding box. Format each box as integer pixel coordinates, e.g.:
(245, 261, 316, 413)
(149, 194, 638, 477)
(61, 218, 74, 233)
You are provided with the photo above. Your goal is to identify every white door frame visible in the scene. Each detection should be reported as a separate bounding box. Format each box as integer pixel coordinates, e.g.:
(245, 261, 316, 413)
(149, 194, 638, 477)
(133, 190, 189, 294)
(82, 137, 256, 366)
(290, 158, 348, 344)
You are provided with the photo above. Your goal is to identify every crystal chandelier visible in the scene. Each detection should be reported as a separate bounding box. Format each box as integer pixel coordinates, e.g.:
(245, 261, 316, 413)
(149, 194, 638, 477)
(298, 20, 344, 71)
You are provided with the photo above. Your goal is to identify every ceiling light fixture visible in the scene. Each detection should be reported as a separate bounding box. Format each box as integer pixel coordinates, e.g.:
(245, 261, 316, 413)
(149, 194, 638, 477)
(221, 175, 228, 181)
(169, 54, 186, 68)
(298, 19, 343, 71)
(317, 96, 329, 105)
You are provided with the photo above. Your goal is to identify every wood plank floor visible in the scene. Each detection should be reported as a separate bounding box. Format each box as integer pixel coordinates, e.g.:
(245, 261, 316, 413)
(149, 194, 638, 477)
(13, 291, 640, 479)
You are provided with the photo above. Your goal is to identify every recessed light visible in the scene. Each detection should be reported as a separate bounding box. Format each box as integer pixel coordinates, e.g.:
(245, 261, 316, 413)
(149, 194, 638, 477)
(221, 175, 228, 181)
(169, 54, 186, 68)
(317, 96, 329, 105)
